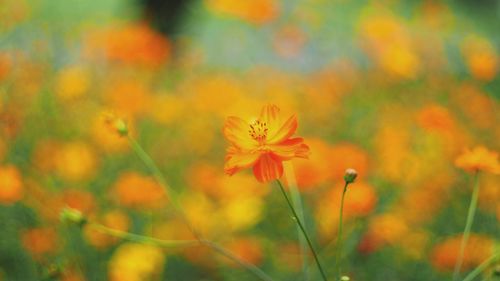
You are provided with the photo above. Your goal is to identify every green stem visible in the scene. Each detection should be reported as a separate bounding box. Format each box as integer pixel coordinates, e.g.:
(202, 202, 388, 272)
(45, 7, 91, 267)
(128, 136, 199, 237)
(335, 182, 349, 279)
(91, 223, 274, 281)
(453, 171, 480, 281)
(199, 239, 275, 281)
(276, 180, 328, 281)
(462, 250, 500, 281)
(91, 223, 199, 248)
(127, 136, 274, 281)
(284, 163, 309, 280)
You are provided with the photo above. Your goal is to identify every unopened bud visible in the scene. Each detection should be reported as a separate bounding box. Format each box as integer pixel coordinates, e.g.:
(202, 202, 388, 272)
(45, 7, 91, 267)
(60, 207, 86, 227)
(494, 264, 500, 276)
(340, 276, 350, 281)
(102, 111, 128, 137)
(344, 168, 358, 184)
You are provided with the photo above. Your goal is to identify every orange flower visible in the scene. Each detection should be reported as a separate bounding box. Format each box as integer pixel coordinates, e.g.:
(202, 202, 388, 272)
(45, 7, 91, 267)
(0, 165, 23, 204)
(223, 104, 309, 183)
(455, 146, 500, 174)
(431, 234, 494, 271)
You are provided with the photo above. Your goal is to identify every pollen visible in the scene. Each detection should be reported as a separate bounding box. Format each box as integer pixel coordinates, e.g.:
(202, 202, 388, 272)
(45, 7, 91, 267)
(248, 120, 268, 143)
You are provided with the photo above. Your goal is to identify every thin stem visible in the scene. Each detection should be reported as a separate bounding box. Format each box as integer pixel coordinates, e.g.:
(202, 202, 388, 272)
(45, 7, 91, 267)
(453, 171, 480, 281)
(127, 136, 275, 281)
(127, 136, 199, 238)
(335, 182, 349, 279)
(462, 250, 500, 281)
(284, 162, 309, 280)
(276, 180, 328, 281)
(91, 223, 274, 281)
(199, 239, 274, 281)
(90, 223, 199, 248)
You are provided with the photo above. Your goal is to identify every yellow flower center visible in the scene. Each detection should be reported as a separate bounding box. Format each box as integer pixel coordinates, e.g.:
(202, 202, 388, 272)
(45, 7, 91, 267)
(248, 120, 268, 144)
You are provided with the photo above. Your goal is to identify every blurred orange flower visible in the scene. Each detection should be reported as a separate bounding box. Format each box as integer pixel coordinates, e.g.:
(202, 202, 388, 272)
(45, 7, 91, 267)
(223, 104, 309, 183)
(22, 227, 58, 260)
(85, 22, 171, 68)
(112, 172, 167, 210)
(291, 138, 332, 191)
(0, 165, 23, 204)
(461, 34, 498, 81)
(455, 146, 500, 174)
(205, 0, 279, 25)
(222, 237, 263, 266)
(431, 234, 494, 271)
(84, 210, 130, 249)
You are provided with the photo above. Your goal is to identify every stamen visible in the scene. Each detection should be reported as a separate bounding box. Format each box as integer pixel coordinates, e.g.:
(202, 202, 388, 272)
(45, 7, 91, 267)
(248, 120, 268, 143)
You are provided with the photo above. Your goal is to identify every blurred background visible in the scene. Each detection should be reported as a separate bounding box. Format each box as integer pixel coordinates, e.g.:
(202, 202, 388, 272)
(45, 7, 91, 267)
(0, 0, 499, 280)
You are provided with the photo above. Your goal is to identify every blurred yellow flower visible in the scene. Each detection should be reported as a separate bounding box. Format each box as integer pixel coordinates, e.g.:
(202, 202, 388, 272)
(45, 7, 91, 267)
(219, 196, 263, 232)
(55, 142, 98, 182)
(108, 243, 165, 281)
(455, 146, 500, 174)
(358, 11, 420, 79)
(223, 104, 310, 183)
(0, 165, 23, 204)
(55, 65, 90, 100)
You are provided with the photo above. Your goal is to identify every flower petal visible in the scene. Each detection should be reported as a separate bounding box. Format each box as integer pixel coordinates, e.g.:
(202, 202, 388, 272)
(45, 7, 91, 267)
(269, 138, 310, 160)
(224, 148, 261, 176)
(259, 104, 281, 125)
(267, 114, 298, 144)
(252, 154, 284, 183)
(223, 116, 257, 149)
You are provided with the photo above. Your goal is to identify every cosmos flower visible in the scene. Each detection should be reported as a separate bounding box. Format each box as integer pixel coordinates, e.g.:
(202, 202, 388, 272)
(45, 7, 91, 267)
(455, 146, 500, 174)
(223, 104, 309, 183)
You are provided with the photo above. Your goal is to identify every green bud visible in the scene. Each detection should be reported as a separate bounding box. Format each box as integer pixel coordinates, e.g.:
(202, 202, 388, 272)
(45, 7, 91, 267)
(115, 119, 128, 137)
(60, 207, 86, 227)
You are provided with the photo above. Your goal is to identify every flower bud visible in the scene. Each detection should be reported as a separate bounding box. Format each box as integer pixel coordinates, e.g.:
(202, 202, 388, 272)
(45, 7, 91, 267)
(60, 207, 86, 227)
(102, 111, 128, 137)
(340, 276, 350, 281)
(494, 264, 500, 276)
(344, 168, 358, 184)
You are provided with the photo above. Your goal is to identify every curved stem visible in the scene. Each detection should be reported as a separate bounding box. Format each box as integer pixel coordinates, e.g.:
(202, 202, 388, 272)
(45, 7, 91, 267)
(462, 250, 500, 281)
(453, 171, 480, 281)
(276, 180, 328, 281)
(90, 223, 274, 281)
(127, 136, 274, 281)
(199, 239, 274, 281)
(128, 136, 201, 239)
(335, 182, 349, 279)
(90, 223, 199, 248)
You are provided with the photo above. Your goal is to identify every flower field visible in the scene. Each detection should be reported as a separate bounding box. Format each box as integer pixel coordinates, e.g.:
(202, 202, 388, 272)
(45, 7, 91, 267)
(0, 0, 499, 280)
